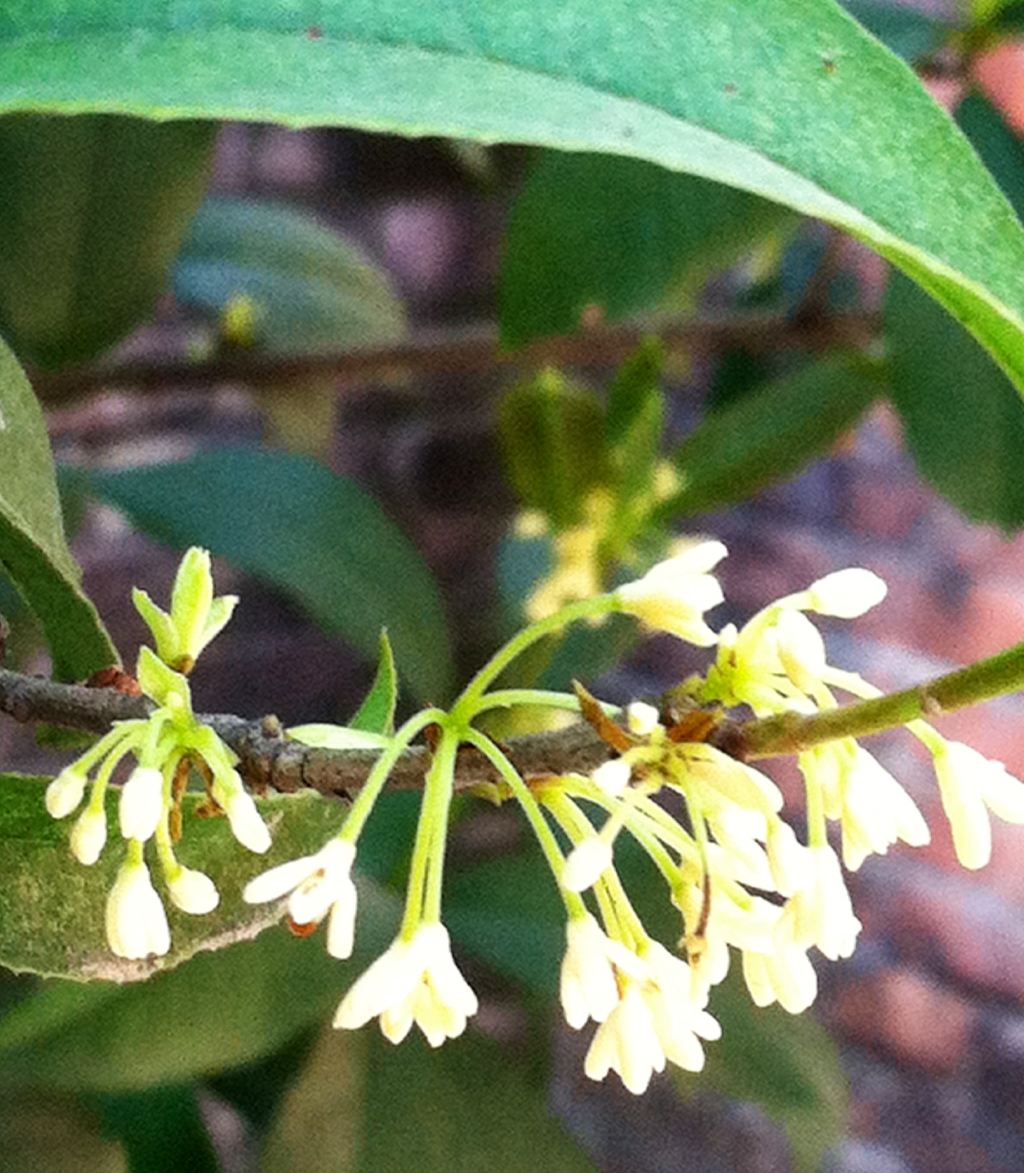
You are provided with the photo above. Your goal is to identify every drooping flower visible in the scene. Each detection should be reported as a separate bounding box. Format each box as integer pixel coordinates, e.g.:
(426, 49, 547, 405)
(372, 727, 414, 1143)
(70, 807, 108, 866)
(741, 943, 818, 1014)
(211, 770, 271, 854)
(584, 981, 666, 1094)
(561, 836, 614, 892)
(932, 740, 1024, 869)
(559, 914, 621, 1030)
(778, 845, 861, 961)
(118, 766, 165, 842)
(166, 865, 220, 915)
(105, 856, 171, 960)
(45, 765, 88, 819)
(616, 541, 727, 646)
(334, 923, 478, 1047)
(244, 838, 358, 958)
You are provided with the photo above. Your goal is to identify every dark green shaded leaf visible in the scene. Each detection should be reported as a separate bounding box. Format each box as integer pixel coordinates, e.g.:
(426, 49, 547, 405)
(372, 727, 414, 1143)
(175, 197, 405, 356)
(2, 5, 1021, 400)
(500, 152, 792, 345)
(886, 271, 1024, 528)
(0, 115, 214, 368)
(350, 631, 398, 736)
(0, 773, 343, 981)
(887, 96, 1024, 530)
(0, 1092, 126, 1173)
(97, 1086, 219, 1173)
(0, 879, 401, 1091)
(90, 449, 454, 703)
(659, 355, 881, 520)
(0, 340, 116, 679)
(355, 1029, 593, 1173)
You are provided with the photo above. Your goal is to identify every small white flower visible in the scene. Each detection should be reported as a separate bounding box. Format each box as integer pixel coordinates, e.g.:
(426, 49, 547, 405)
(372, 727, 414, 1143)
(244, 839, 357, 959)
(838, 746, 930, 871)
(334, 923, 478, 1047)
(70, 807, 108, 866)
(640, 941, 721, 1072)
(105, 858, 171, 960)
(617, 542, 727, 647)
(742, 944, 818, 1014)
(766, 819, 811, 897)
(166, 866, 220, 915)
(213, 773, 271, 854)
(45, 766, 87, 819)
(560, 914, 620, 1029)
(805, 568, 887, 618)
(592, 758, 631, 798)
(562, 836, 614, 892)
(626, 702, 660, 737)
(933, 741, 1024, 870)
(778, 845, 860, 961)
(680, 744, 783, 815)
(774, 609, 827, 693)
(584, 982, 666, 1095)
(118, 766, 165, 842)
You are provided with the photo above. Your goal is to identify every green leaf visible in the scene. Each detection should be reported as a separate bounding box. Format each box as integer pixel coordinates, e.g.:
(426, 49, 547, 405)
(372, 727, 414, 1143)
(886, 271, 1024, 528)
(262, 1024, 593, 1173)
(886, 94, 1024, 530)
(680, 967, 847, 1172)
(89, 449, 454, 703)
(0, 879, 401, 1092)
(501, 152, 794, 345)
(350, 631, 398, 736)
(0, 773, 345, 981)
(175, 197, 406, 356)
(96, 1086, 219, 1173)
(840, 1, 952, 60)
(0, 115, 214, 369)
(3, 6, 1024, 401)
(0, 1092, 126, 1173)
(287, 726, 390, 751)
(0, 340, 116, 680)
(498, 369, 608, 530)
(658, 355, 881, 520)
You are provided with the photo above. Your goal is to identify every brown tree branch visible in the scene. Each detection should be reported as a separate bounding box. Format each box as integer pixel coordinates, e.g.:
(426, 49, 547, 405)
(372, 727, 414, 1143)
(31, 311, 879, 401)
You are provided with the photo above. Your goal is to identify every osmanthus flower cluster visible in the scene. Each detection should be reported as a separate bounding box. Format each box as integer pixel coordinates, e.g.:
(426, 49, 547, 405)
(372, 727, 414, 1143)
(43, 541, 1024, 1095)
(44, 549, 271, 959)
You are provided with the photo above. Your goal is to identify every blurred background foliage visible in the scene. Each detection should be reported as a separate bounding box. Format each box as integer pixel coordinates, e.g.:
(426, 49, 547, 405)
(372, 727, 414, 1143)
(1, 1, 1024, 1169)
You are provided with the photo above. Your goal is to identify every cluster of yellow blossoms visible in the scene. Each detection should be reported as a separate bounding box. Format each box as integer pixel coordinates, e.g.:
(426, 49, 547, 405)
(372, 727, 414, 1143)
(43, 542, 1024, 1095)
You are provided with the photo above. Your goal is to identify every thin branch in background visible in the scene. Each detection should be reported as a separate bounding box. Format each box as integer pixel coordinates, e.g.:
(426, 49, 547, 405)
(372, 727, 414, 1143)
(31, 310, 880, 402)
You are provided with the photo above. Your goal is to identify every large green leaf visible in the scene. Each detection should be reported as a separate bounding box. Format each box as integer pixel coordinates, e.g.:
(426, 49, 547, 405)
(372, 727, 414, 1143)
(175, 197, 405, 356)
(0, 877, 401, 1092)
(261, 1025, 593, 1173)
(89, 449, 454, 702)
(501, 153, 794, 345)
(0, 115, 214, 369)
(2, 5, 1024, 399)
(0, 341, 116, 680)
(0, 773, 344, 981)
(887, 94, 1024, 530)
(0, 1092, 126, 1173)
(658, 354, 881, 520)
